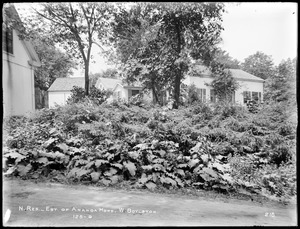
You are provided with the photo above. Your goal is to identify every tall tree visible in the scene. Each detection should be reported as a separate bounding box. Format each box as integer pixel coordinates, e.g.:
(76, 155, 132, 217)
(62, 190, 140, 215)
(112, 2, 225, 108)
(32, 36, 76, 108)
(242, 51, 275, 80)
(89, 68, 119, 89)
(32, 36, 76, 92)
(111, 3, 175, 105)
(28, 3, 113, 95)
(209, 67, 239, 102)
(213, 49, 241, 69)
(264, 58, 297, 103)
(90, 68, 119, 79)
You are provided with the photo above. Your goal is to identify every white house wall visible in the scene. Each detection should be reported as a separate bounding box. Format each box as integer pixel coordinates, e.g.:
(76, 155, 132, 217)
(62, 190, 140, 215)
(235, 80, 264, 105)
(186, 76, 214, 102)
(2, 30, 32, 67)
(187, 76, 264, 105)
(48, 91, 72, 108)
(2, 30, 35, 116)
(112, 84, 126, 101)
(111, 84, 152, 103)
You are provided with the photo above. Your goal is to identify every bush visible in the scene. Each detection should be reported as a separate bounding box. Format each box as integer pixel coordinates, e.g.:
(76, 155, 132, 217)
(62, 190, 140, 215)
(67, 86, 85, 104)
(213, 102, 248, 120)
(3, 99, 297, 201)
(127, 93, 144, 107)
(257, 163, 296, 200)
(55, 102, 100, 133)
(191, 102, 212, 115)
(67, 86, 112, 106)
(186, 84, 200, 104)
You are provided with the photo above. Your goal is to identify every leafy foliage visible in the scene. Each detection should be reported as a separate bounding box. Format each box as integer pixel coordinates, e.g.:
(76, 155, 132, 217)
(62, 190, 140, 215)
(32, 36, 76, 91)
(67, 86, 112, 106)
(242, 51, 275, 80)
(207, 61, 240, 102)
(90, 68, 120, 80)
(3, 99, 296, 202)
(25, 3, 114, 95)
(111, 2, 225, 108)
(264, 58, 296, 104)
(213, 49, 241, 69)
(185, 84, 200, 104)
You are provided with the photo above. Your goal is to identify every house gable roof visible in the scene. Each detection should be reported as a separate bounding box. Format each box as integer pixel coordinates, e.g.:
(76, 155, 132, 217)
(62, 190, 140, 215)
(3, 4, 41, 67)
(192, 65, 264, 83)
(48, 77, 85, 92)
(190, 65, 211, 77)
(95, 78, 122, 90)
(227, 69, 264, 82)
(123, 80, 143, 88)
(49, 77, 144, 93)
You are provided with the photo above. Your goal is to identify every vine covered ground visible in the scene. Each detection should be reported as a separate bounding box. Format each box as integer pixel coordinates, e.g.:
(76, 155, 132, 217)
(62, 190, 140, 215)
(3, 100, 297, 202)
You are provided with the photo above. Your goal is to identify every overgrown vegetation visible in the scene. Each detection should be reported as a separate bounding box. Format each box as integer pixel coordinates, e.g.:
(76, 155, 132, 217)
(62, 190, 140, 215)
(3, 100, 296, 202)
(67, 86, 113, 106)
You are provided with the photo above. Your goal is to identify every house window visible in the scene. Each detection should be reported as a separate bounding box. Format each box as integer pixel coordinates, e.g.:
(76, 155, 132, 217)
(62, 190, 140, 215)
(131, 90, 140, 97)
(252, 92, 259, 102)
(243, 91, 262, 104)
(197, 88, 206, 102)
(2, 26, 13, 54)
(210, 89, 216, 103)
(243, 91, 251, 103)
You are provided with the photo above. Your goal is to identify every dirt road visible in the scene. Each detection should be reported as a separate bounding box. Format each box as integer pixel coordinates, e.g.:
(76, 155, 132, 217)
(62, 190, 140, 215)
(3, 178, 297, 226)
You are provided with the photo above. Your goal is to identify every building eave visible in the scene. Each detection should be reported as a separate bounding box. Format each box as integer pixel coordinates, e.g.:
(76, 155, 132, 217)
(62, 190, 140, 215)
(112, 83, 124, 91)
(48, 89, 71, 92)
(28, 60, 41, 68)
(235, 78, 265, 83)
(23, 40, 41, 67)
(4, 4, 42, 67)
(123, 86, 143, 90)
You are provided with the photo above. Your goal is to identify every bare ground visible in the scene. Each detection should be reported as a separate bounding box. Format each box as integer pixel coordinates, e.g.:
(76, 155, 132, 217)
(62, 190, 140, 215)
(2, 177, 297, 226)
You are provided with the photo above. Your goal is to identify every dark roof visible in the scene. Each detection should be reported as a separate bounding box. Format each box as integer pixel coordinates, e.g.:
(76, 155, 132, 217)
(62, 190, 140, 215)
(48, 77, 85, 92)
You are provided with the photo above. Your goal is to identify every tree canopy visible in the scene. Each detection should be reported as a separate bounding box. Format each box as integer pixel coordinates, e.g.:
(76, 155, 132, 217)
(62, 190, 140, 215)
(28, 3, 113, 95)
(242, 51, 275, 80)
(12, 3, 297, 108)
(213, 49, 241, 69)
(209, 67, 239, 102)
(32, 37, 76, 92)
(112, 2, 225, 107)
(89, 68, 119, 88)
(264, 58, 297, 103)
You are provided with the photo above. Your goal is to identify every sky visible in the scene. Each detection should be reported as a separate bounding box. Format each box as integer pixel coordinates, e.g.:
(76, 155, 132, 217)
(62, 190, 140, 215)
(14, 2, 298, 76)
(219, 2, 297, 65)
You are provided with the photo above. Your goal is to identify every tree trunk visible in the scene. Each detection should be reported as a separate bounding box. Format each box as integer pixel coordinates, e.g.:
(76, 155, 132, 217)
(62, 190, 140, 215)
(84, 60, 89, 96)
(152, 85, 160, 105)
(173, 19, 182, 109)
(173, 72, 181, 109)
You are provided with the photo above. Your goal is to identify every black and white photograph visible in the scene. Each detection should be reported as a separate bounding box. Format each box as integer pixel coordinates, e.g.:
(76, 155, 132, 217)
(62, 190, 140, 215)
(2, 2, 297, 226)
